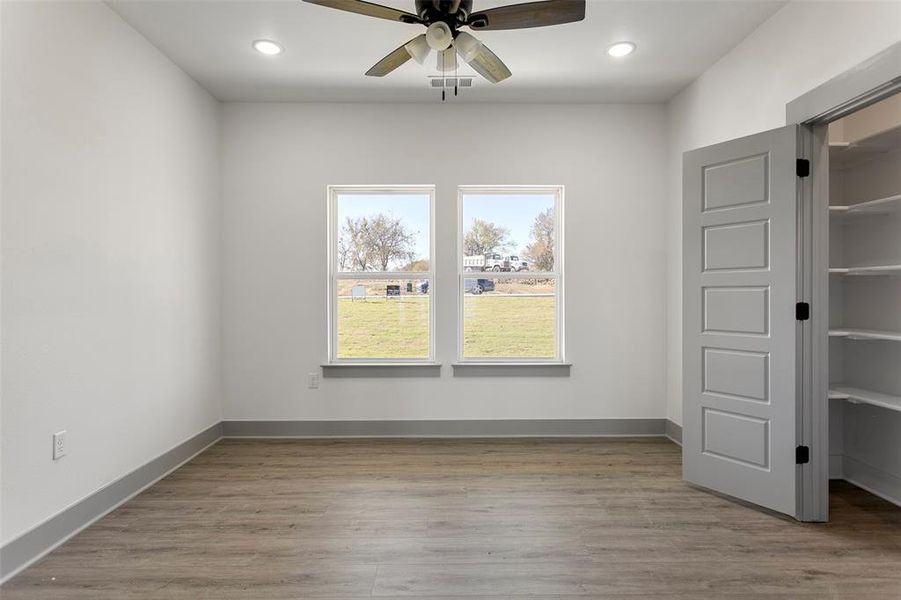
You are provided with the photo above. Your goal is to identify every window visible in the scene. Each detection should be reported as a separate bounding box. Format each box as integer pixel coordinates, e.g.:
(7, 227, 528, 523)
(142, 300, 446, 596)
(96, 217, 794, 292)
(328, 186, 434, 362)
(458, 186, 564, 362)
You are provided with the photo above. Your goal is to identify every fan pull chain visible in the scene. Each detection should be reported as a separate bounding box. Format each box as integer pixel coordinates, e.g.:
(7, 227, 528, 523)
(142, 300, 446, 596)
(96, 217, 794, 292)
(440, 50, 446, 102)
(454, 53, 458, 97)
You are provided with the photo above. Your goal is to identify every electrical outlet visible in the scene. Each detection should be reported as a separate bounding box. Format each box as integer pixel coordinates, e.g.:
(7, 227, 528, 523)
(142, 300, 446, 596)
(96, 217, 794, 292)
(308, 372, 320, 389)
(52, 431, 67, 460)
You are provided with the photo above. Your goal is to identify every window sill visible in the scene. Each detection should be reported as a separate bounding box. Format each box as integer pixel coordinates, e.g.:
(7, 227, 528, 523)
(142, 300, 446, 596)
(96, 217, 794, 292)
(321, 362, 442, 378)
(451, 362, 572, 377)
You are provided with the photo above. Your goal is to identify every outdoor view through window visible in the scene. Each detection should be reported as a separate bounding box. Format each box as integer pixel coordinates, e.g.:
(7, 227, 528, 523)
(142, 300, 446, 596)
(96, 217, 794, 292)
(328, 186, 562, 362)
(330, 187, 433, 361)
(460, 187, 562, 360)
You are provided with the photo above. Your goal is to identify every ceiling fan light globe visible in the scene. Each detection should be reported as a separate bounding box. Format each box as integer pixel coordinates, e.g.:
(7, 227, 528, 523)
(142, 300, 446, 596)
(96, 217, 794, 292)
(404, 34, 430, 64)
(436, 47, 457, 72)
(453, 31, 483, 63)
(425, 21, 453, 51)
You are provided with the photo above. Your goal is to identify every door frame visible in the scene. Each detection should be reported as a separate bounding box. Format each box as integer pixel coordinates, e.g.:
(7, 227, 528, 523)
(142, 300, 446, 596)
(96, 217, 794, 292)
(787, 42, 901, 522)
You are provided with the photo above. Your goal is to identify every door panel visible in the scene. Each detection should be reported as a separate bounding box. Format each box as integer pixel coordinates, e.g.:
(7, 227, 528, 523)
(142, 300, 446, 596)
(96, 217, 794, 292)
(703, 220, 769, 271)
(703, 348, 769, 402)
(703, 153, 769, 210)
(703, 286, 769, 335)
(703, 408, 769, 468)
(683, 125, 800, 517)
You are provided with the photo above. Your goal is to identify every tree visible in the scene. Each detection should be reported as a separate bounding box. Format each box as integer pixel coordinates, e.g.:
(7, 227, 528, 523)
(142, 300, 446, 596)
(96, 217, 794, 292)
(343, 216, 373, 271)
(464, 219, 512, 256)
(337, 235, 351, 271)
(525, 208, 555, 271)
(340, 213, 417, 272)
(366, 214, 417, 271)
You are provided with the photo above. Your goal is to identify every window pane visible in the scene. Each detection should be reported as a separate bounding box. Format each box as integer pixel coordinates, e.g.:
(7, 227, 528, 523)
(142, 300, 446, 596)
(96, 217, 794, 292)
(336, 279, 430, 359)
(461, 193, 555, 272)
(337, 193, 430, 272)
(462, 278, 556, 359)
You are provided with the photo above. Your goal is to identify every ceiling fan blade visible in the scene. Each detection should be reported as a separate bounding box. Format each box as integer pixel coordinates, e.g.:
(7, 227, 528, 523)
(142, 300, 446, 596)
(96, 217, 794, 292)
(465, 42, 511, 84)
(302, 0, 422, 24)
(466, 0, 585, 30)
(365, 41, 414, 77)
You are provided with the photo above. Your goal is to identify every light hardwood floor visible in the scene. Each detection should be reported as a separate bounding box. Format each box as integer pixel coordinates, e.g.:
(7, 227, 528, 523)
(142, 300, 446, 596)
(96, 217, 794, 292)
(3, 438, 900, 598)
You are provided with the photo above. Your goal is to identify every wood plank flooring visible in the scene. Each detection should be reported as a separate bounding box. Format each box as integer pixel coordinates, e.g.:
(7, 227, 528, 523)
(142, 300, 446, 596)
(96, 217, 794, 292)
(3, 438, 900, 598)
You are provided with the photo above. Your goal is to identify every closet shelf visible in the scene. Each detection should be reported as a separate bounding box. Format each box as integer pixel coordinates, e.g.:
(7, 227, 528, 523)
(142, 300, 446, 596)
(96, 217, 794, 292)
(829, 125, 901, 169)
(829, 193, 901, 218)
(829, 264, 901, 276)
(829, 328, 901, 342)
(828, 385, 901, 413)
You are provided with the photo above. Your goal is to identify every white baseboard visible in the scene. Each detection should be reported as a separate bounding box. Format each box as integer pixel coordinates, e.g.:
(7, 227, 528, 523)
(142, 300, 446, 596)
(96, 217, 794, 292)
(664, 420, 682, 446)
(842, 455, 901, 507)
(221, 419, 668, 438)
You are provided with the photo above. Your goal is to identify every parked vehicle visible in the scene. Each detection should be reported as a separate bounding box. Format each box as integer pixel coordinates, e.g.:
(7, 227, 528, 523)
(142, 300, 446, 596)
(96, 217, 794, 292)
(463, 253, 509, 272)
(505, 255, 530, 272)
(464, 278, 495, 295)
(416, 280, 429, 294)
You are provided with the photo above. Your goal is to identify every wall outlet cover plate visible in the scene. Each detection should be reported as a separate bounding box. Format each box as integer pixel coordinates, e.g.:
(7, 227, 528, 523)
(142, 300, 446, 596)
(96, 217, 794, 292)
(53, 431, 67, 460)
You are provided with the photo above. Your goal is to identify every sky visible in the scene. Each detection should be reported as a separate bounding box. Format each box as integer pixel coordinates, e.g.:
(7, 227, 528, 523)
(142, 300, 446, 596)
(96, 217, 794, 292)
(337, 192, 555, 264)
(463, 194, 555, 256)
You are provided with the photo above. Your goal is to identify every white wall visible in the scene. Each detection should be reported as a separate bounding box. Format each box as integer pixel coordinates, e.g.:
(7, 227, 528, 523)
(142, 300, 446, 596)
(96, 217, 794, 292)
(222, 103, 667, 421)
(1, 2, 221, 544)
(665, 1, 901, 425)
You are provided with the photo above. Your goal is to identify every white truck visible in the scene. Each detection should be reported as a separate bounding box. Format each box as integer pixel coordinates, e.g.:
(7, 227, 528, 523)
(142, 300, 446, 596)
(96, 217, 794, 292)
(463, 253, 509, 272)
(505, 255, 530, 272)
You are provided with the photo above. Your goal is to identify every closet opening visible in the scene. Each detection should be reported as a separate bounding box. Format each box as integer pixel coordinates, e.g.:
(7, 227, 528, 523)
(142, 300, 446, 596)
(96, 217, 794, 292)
(821, 92, 901, 510)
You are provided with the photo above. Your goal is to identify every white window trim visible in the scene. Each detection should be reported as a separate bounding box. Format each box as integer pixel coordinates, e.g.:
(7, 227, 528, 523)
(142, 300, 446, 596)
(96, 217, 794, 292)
(327, 184, 436, 364)
(456, 185, 565, 363)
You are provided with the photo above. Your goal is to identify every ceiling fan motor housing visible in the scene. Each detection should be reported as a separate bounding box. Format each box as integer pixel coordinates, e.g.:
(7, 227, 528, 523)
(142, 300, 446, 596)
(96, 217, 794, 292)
(415, 0, 473, 27)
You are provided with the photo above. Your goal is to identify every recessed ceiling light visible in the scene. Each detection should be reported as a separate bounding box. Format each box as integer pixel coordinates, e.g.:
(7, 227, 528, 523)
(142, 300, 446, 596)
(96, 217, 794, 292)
(253, 40, 283, 56)
(607, 41, 636, 58)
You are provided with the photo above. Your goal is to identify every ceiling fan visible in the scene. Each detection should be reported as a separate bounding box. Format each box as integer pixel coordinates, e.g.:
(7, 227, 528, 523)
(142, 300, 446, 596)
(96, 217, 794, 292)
(302, 0, 586, 84)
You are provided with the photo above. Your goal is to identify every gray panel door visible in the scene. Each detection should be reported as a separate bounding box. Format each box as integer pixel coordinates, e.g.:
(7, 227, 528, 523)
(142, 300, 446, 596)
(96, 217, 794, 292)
(683, 125, 800, 517)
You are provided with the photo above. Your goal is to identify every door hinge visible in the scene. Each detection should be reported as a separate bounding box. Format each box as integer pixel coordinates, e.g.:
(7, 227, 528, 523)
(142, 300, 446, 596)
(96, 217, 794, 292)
(796, 158, 810, 177)
(796, 302, 810, 321)
(796, 445, 810, 464)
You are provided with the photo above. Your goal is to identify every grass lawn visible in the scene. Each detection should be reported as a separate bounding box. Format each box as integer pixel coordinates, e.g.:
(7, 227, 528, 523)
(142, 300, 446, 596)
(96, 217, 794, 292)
(463, 295, 555, 358)
(336, 294, 555, 359)
(337, 297, 430, 359)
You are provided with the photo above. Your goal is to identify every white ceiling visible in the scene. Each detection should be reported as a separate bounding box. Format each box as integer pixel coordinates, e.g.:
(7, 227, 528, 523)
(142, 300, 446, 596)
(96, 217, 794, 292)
(109, 0, 786, 103)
